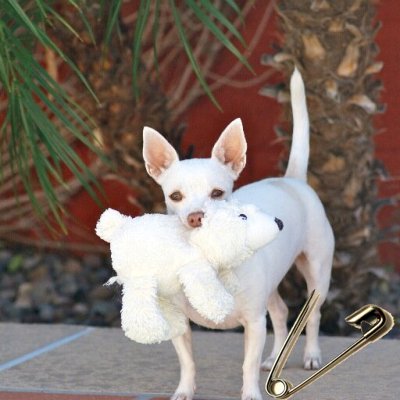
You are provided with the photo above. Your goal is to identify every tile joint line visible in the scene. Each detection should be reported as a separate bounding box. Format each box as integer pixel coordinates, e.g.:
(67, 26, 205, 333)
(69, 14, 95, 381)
(0, 327, 94, 373)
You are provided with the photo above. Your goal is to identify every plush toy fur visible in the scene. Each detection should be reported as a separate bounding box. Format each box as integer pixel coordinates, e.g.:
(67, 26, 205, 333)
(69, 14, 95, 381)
(96, 201, 282, 344)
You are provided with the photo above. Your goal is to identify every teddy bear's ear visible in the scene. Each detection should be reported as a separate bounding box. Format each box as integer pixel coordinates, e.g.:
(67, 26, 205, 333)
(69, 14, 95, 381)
(96, 208, 125, 243)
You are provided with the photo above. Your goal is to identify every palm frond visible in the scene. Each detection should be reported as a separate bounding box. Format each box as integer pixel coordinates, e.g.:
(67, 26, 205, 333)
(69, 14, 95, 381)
(132, 0, 152, 100)
(0, 0, 106, 231)
(0, 0, 254, 234)
(169, 0, 220, 109)
(3, 0, 98, 101)
(103, 0, 123, 46)
(129, 0, 252, 108)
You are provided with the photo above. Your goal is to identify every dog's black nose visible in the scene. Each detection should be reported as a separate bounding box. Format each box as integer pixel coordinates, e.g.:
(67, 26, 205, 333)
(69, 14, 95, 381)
(275, 217, 284, 231)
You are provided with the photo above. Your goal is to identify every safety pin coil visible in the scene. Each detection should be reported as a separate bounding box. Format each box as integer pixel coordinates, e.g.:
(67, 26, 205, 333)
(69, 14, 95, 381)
(265, 290, 394, 399)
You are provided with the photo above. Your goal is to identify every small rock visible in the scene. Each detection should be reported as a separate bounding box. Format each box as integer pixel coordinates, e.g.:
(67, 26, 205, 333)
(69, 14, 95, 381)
(64, 259, 82, 274)
(50, 256, 64, 275)
(0, 250, 12, 272)
(38, 304, 55, 321)
(73, 302, 89, 316)
(29, 265, 49, 281)
(57, 275, 79, 297)
(83, 254, 102, 269)
(1, 274, 16, 289)
(1, 289, 16, 301)
(91, 300, 113, 316)
(31, 280, 57, 306)
(23, 254, 42, 270)
(89, 300, 120, 326)
(89, 285, 113, 301)
(15, 283, 33, 309)
(53, 294, 70, 306)
(95, 268, 112, 283)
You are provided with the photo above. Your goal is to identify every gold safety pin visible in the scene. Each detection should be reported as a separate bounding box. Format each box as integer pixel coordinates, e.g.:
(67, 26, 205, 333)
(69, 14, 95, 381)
(265, 290, 394, 399)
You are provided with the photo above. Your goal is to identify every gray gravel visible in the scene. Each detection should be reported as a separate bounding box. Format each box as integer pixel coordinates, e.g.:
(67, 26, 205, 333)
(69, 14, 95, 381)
(0, 246, 121, 327)
(0, 244, 399, 338)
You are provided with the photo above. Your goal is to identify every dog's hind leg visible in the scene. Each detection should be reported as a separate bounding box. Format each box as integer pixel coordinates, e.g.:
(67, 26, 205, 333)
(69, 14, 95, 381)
(171, 326, 196, 400)
(261, 290, 289, 370)
(296, 250, 332, 370)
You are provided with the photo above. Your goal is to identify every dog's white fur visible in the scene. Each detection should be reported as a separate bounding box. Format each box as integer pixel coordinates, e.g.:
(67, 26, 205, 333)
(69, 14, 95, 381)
(142, 68, 334, 400)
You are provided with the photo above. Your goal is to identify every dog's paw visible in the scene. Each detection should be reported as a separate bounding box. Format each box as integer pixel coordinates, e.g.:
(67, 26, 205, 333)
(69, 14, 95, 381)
(171, 385, 195, 400)
(303, 354, 321, 370)
(241, 386, 263, 400)
(171, 392, 193, 400)
(261, 356, 276, 371)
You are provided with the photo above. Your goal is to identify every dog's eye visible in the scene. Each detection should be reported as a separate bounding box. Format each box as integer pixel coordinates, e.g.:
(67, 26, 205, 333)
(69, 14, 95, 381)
(239, 214, 247, 220)
(169, 191, 183, 202)
(211, 189, 224, 199)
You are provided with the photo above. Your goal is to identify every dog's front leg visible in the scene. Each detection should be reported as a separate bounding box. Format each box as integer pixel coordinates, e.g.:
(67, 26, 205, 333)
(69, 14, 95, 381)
(242, 316, 266, 400)
(171, 327, 196, 400)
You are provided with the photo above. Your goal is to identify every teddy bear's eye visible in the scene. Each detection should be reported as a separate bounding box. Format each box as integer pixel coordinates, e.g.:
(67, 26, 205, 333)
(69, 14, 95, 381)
(239, 214, 247, 220)
(169, 191, 183, 202)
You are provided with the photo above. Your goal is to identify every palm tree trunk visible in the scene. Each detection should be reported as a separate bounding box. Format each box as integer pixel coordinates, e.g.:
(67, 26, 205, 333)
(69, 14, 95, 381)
(50, 1, 249, 215)
(262, 0, 383, 332)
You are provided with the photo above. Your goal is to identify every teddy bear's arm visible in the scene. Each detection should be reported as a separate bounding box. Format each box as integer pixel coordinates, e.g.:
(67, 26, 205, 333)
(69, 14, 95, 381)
(120, 277, 171, 344)
(177, 261, 235, 324)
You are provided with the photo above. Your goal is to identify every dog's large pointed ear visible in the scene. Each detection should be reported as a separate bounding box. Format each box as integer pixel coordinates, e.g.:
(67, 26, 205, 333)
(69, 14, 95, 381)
(143, 127, 179, 182)
(211, 118, 247, 179)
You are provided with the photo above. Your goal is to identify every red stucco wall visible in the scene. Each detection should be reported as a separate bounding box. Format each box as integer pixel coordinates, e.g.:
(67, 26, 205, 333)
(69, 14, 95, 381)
(374, 1, 400, 268)
(60, 2, 400, 269)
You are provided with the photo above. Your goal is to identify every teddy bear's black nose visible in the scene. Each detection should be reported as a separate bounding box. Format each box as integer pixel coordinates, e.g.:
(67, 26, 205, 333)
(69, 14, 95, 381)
(274, 217, 284, 231)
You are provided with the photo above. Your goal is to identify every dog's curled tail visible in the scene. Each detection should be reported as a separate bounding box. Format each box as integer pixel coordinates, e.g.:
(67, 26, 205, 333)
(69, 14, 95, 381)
(95, 208, 125, 243)
(284, 67, 310, 182)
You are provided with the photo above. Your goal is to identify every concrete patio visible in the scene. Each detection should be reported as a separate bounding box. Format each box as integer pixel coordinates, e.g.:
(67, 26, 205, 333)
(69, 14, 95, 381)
(0, 323, 398, 400)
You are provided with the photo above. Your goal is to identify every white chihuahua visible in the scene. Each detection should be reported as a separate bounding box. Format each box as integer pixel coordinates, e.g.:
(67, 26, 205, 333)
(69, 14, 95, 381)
(142, 68, 334, 400)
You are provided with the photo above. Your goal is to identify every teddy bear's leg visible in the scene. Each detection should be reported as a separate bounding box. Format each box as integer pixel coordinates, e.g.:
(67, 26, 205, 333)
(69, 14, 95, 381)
(218, 269, 240, 294)
(121, 278, 171, 344)
(178, 262, 234, 324)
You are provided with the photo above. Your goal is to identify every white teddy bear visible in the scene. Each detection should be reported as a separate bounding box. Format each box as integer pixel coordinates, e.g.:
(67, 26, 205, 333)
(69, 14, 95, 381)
(96, 200, 283, 344)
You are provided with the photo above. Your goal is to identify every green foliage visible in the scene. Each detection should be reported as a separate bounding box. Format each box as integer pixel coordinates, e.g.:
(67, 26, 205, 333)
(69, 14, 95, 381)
(132, 0, 252, 108)
(101, 0, 123, 46)
(0, 0, 250, 232)
(0, 0, 104, 231)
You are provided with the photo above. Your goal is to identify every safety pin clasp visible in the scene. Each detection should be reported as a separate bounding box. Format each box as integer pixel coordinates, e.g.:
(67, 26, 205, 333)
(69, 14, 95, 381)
(345, 304, 394, 342)
(265, 291, 394, 399)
